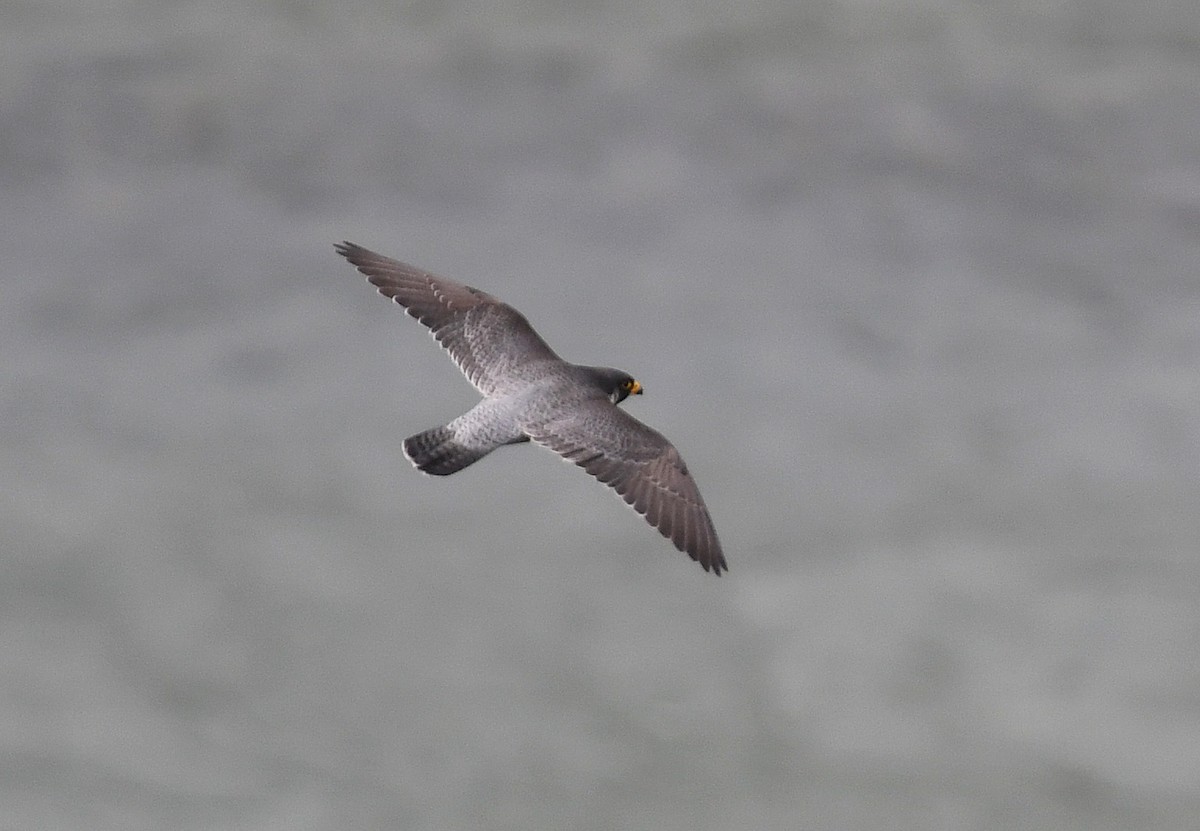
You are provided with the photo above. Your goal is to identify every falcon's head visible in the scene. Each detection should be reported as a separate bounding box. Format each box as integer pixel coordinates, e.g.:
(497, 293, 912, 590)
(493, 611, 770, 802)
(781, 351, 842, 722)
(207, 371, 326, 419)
(614, 375, 643, 404)
(592, 368, 643, 404)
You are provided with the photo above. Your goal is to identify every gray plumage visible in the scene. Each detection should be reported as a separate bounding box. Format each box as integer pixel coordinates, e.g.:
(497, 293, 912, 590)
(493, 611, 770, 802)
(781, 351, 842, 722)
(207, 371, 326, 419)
(336, 241, 727, 575)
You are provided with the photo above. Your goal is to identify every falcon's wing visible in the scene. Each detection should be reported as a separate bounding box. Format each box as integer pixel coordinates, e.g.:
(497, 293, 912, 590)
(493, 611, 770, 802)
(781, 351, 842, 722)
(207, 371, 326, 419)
(336, 242, 560, 396)
(528, 399, 726, 574)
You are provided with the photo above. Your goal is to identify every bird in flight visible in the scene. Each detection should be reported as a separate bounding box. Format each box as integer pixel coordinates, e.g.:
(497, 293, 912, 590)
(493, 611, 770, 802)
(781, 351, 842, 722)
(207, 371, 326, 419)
(337, 242, 726, 574)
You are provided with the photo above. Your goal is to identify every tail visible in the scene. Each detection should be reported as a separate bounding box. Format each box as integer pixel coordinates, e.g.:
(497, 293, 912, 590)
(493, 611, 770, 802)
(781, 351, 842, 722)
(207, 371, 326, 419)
(402, 425, 488, 476)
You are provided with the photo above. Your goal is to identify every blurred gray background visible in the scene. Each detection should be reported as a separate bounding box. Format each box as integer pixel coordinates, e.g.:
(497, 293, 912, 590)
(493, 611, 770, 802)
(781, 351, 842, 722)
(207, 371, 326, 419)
(4, 1, 1200, 829)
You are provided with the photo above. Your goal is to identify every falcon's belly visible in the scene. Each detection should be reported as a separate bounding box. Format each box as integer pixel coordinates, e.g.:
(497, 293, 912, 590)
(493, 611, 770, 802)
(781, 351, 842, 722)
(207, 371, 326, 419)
(448, 390, 540, 452)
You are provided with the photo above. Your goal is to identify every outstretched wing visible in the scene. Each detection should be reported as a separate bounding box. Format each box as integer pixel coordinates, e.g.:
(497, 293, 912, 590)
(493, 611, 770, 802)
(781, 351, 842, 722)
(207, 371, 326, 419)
(528, 399, 727, 574)
(336, 242, 560, 396)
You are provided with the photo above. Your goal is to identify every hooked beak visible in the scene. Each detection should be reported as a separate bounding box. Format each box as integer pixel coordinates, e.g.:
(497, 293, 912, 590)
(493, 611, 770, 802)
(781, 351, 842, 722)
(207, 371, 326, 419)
(630, 380, 643, 395)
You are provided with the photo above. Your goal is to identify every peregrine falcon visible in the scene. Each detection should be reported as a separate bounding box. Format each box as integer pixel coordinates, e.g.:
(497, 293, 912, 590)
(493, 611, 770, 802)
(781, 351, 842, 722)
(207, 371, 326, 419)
(337, 242, 727, 575)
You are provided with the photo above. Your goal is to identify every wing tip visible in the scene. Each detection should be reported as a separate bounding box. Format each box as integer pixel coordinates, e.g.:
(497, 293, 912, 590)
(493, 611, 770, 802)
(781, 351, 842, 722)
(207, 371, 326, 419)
(335, 240, 366, 268)
(689, 538, 727, 576)
(336, 239, 380, 268)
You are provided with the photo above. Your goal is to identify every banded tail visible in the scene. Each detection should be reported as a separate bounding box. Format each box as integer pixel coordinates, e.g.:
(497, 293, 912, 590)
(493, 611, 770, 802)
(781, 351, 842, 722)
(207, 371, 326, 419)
(402, 426, 489, 476)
